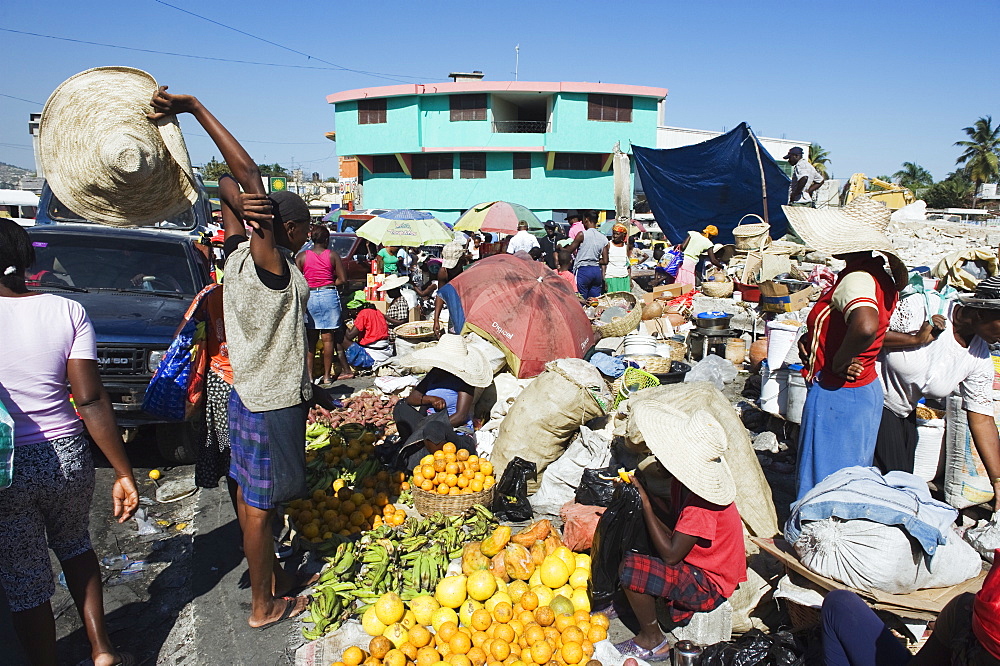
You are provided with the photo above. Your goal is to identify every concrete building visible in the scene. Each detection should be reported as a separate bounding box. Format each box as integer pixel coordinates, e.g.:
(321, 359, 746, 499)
(327, 75, 667, 223)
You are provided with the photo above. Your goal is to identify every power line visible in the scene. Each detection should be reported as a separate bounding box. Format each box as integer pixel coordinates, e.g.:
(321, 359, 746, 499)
(152, 1, 431, 83)
(0, 92, 43, 105)
(0, 28, 424, 78)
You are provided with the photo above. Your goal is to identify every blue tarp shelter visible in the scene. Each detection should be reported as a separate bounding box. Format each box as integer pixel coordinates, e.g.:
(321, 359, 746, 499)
(632, 123, 791, 244)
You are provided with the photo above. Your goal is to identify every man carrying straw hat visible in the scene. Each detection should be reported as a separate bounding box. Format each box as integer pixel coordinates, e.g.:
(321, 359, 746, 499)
(784, 196, 907, 501)
(613, 406, 747, 660)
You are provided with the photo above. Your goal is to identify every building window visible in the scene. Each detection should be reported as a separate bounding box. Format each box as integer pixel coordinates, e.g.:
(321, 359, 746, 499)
(450, 94, 487, 121)
(587, 94, 632, 122)
(460, 153, 486, 179)
(358, 99, 387, 124)
(412, 153, 453, 180)
(513, 153, 532, 179)
(371, 154, 403, 174)
(552, 153, 604, 171)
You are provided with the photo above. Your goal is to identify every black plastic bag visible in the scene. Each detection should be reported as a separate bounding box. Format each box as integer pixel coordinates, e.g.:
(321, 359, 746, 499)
(575, 466, 618, 507)
(590, 482, 651, 610)
(491, 457, 536, 522)
(699, 629, 804, 666)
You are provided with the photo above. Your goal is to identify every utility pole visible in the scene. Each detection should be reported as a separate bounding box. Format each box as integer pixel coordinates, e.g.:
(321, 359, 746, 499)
(514, 44, 519, 81)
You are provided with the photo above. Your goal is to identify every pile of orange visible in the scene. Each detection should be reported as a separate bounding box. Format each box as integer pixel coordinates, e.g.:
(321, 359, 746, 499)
(411, 443, 496, 496)
(286, 470, 409, 542)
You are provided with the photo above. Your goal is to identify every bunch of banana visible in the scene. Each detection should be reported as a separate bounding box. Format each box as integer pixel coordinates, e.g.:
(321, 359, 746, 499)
(357, 538, 397, 595)
(305, 422, 333, 452)
(301, 542, 362, 640)
(307, 466, 340, 495)
(401, 540, 450, 593)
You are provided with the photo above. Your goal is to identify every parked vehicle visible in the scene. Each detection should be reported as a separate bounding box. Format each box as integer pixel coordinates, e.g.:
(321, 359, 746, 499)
(0, 188, 40, 226)
(28, 181, 213, 463)
(329, 232, 376, 291)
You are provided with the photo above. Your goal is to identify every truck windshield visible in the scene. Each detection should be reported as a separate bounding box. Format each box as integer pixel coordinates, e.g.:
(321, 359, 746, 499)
(47, 191, 199, 231)
(330, 235, 359, 258)
(28, 234, 197, 295)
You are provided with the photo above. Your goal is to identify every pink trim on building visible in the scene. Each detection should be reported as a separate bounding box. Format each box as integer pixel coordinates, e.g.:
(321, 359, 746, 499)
(326, 81, 668, 105)
(420, 146, 545, 153)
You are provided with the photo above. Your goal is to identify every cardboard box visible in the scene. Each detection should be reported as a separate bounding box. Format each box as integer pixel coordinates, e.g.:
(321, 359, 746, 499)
(408, 306, 421, 323)
(758, 280, 814, 313)
(642, 282, 692, 305)
(372, 300, 387, 314)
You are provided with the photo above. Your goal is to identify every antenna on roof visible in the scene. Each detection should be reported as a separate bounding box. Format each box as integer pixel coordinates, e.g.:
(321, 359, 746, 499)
(514, 44, 519, 81)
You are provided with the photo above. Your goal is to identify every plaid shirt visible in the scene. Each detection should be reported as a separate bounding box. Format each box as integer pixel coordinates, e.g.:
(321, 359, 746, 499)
(386, 296, 409, 343)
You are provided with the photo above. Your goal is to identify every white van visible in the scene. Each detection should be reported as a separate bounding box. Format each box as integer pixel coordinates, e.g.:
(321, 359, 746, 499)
(0, 189, 40, 226)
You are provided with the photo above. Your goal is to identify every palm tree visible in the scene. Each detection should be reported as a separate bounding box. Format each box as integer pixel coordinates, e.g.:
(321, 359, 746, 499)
(892, 162, 933, 192)
(955, 116, 1000, 206)
(809, 143, 831, 179)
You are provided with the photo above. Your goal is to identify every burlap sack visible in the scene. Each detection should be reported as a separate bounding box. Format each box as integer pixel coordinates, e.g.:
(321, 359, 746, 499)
(490, 359, 608, 493)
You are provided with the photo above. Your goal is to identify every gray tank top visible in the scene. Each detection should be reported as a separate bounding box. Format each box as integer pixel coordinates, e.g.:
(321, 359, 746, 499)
(575, 228, 608, 267)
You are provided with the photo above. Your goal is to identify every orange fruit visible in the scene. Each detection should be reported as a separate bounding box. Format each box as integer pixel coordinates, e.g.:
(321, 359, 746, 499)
(530, 642, 553, 665)
(471, 631, 488, 648)
(490, 641, 511, 662)
(457, 449, 470, 461)
(580, 640, 594, 658)
(486, 624, 497, 639)
(433, 459, 447, 473)
(518, 610, 535, 627)
(469, 479, 484, 493)
(573, 610, 589, 625)
(370, 637, 393, 659)
(343, 647, 367, 666)
(561, 627, 584, 646)
(493, 623, 515, 645)
(446, 462, 460, 475)
(468, 647, 487, 666)
(457, 476, 469, 489)
(362, 657, 380, 666)
(492, 602, 513, 624)
(401, 643, 419, 661)
(554, 615, 575, 633)
(420, 479, 435, 492)
(471, 609, 493, 632)
(450, 633, 472, 655)
(508, 619, 524, 638)
(534, 607, 554, 627)
(433, 450, 446, 460)
(409, 626, 432, 648)
(520, 648, 532, 664)
(449, 487, 461, 496)
(421, 465, 435, 479)
(543, 626, 560, 643)
(519, 591, 538, 612)
(416, 647, 441, 666)
(586, 625, 606, 643)
(481, 639, 494, 657)
(385, 649, 407, 666)
(438, 484, 450, 495)
(439, 621, 460, 643)
(448, 655, 472, 666)
(560, 642, 583, 665)
(589, 613, 609, 630)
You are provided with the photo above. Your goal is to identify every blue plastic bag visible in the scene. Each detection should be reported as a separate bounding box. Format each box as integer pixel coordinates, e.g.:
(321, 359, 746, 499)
(664, 248, 683, 277)
(142, 319, 196, 421)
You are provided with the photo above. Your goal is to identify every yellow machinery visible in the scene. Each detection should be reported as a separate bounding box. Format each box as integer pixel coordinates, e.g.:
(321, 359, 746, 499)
(842, 173, 916, 210)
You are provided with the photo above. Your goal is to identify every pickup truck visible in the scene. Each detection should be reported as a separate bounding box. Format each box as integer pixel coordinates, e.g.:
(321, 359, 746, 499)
(29, 182, 213, 463)
(328, 232, 376, 292)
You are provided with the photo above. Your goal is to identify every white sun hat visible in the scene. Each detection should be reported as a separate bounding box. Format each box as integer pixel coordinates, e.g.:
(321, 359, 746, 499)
(38, 66, 198, 227)
(377, 274, 410, 292)
(399, 333, 493, 388)
(632, 402, 736, 506)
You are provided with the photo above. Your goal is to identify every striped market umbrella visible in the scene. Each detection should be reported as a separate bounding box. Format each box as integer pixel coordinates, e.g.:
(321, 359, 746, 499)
(454, 201, 545, 237)
(356, 209, 454, 247)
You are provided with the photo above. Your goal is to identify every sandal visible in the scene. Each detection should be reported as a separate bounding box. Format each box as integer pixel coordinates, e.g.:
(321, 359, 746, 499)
(613, 636, 672, 662)
(253, 596, 308, 631)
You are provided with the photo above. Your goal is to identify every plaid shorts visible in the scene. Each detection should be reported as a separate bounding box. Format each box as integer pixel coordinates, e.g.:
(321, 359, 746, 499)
(620, 552, 725, 624)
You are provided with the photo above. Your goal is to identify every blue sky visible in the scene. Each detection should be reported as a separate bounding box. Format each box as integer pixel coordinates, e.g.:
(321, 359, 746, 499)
(2, 0, 997, 182)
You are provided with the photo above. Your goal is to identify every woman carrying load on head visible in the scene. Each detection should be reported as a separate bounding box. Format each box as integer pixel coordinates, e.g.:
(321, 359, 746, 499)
(675, 225, 723, 287)
(785, 196, 907, 501)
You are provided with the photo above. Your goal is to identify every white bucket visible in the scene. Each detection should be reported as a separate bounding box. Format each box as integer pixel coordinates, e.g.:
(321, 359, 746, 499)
(785, 365, 807, 424)
(760, 361, 789, 416)
(624, 334, 658, 356)
(655, 343, 673, 358)
(766, 321, 801, 370)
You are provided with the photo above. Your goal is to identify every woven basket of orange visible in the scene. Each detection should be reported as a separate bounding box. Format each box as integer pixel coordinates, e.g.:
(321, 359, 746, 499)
(410, 442, 496, 516)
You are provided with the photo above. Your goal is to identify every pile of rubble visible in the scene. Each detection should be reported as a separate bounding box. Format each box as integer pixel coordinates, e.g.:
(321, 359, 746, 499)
(888, 219, 1000, 270)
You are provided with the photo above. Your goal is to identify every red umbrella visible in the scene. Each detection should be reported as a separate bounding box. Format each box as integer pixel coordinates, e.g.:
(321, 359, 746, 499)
(449, 254, 595, 378)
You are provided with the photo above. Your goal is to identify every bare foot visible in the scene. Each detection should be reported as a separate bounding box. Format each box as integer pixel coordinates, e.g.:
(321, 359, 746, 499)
(273, 569, 319, 598)
(248, 595, 309, 629)
(93, 651, 131, 666)
(336, 372, 355, 380)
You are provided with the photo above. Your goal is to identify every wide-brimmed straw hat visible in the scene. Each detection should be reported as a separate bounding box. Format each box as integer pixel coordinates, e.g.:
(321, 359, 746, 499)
(399, 334, 493, 387)
(377, 275, 410, 292)
(39, 66, 198, 227)
(632, 403, 736, 506)
(958, 275, 1000, 310)
(441, 240, 466, 269)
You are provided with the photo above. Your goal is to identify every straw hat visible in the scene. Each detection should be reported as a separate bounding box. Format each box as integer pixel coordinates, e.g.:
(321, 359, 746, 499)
(781, 196, 895, 257)
(400, 334, 493, 387)
(632, 403, 736, 506)
(377, 274, 410, 292)
(39, 66, 198, 227)
(441, 240, 466, 269)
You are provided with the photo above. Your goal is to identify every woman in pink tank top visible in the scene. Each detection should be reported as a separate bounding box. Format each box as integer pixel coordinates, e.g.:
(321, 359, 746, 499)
(295, 225, 347, 384)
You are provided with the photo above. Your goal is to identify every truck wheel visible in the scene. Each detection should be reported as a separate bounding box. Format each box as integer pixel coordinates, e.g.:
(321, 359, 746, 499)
(155, 421, 201, 465)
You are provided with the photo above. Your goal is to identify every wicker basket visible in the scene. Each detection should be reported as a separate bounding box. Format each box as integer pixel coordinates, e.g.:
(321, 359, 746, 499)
(412, 486, 495, 516)
(733, 214, 771, 251)
(701, 279, 734, 298)
(593, 292, 643, 338)
(783, 599, 821, 631)
(663, 339, 687, 361)
(624, 354, 673, 374)
(396, 320, 437, 342)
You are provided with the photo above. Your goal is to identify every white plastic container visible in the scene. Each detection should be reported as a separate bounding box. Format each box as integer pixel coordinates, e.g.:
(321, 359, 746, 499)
(624, 334, 658, 356)
(766, 321, 801, 370)
(785, 364, 807, 424)
(760, 361, 789, 416)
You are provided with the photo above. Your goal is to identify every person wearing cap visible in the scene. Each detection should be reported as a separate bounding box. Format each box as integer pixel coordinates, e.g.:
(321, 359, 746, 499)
(602, 223, 633, 293)
(785, 196, 907, 501)
(538, 221, 563, 269)
(614, 407, 747, 660)
(296, 224, 348, 386)
(378, 274, 412, 345)
(820, 553, 1000, 665)
(873, 276, 1000, 501)
(785, 146, 824, 207)
(676, 225, 723, 287)
(393, 334, 493, 462)
(506, 220, 541, 255)
(566, 211, 610, 298)
(433, 240, 468, 337)
(566, 214, 584, 242)
(150, 87, 332, 629)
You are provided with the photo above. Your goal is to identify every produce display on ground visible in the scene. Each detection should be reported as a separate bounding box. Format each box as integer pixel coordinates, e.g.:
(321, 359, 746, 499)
(411, 443, 496, 496)
(304, 507, 500, 640)
(311, 392, 402, 433)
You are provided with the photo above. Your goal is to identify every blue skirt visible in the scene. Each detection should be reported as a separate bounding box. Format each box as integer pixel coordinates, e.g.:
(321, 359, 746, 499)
(305, 287, 342, 330)
(795, 379, 883, 502)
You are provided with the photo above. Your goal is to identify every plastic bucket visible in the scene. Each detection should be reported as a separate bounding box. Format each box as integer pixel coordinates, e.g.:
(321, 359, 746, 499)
(759, 361, 781, 415)
(785, 364, 807, 424)
(624, 334, 657, 356)
(766, 321, 801, 370)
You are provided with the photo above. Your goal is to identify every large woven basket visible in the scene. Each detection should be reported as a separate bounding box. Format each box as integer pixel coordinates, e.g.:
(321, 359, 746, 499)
(396, 320, 437, 342)
(783, 599, 821, 631)
(701, 279, 734, 298)
(733, 214, 771, 251)
(593, 292, 643, 338)
(662, 339, 687, 361)
(623, 355, 673, 373)
(412, 486, 495, 517)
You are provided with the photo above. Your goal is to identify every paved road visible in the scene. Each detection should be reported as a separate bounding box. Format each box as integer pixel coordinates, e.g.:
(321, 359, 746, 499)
(50, 377, 372, 665)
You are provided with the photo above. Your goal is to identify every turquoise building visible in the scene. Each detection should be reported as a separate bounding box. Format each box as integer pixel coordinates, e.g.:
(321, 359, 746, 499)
(327, 77, 667, 224)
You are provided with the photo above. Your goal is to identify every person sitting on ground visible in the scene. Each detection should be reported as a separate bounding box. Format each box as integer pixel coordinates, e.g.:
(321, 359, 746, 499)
(820, 556, 1000, 665)
(296, 224, 347, 386)
(338, 301, 392, 377)
(556, 250, 577, 292)
(602, 223, 632, 293)
(393, 334, 493, 459)
(676, 225, 723, 287)
(874, 276, 1000, 504)
(377, 244, 400, 275)
(566, 211, 609, 299)
(613, 406, 746, 661)
(506, 220, 540, 255)
(378, 274, 412, 345)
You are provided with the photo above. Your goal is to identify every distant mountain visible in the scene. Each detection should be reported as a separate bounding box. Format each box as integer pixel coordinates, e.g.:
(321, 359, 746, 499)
(0, 161, 34, 189)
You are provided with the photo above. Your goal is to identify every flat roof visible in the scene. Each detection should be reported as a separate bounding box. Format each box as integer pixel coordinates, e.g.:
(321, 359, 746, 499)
(327, 81, 668, 105)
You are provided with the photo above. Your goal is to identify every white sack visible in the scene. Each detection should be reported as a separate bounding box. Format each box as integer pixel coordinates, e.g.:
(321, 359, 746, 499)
(530, 423, 613, 515)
